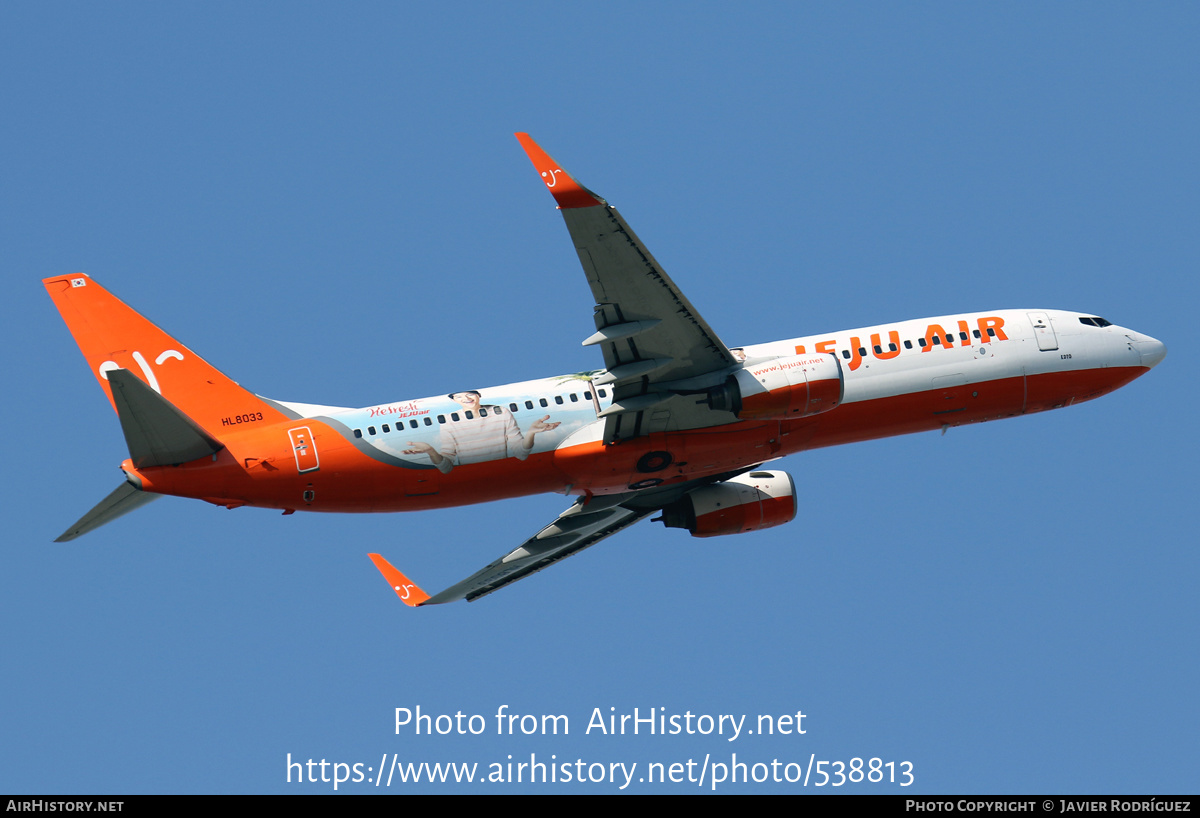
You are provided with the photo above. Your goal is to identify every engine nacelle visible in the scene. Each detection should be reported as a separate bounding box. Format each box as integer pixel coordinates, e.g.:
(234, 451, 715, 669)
(658, 470, 797, 537)
(708, 353, 843, 420)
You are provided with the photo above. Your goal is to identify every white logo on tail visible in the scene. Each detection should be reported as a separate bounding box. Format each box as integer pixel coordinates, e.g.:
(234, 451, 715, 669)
(98, 349, 185, 394)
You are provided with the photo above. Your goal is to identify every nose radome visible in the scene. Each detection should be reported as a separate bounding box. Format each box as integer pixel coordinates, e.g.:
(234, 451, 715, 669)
(1135, 335, 1167, 368)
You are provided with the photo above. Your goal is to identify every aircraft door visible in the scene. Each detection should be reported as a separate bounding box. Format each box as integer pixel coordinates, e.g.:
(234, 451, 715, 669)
(1027, 312, 1059, 351)
(288, 426, 320, 473)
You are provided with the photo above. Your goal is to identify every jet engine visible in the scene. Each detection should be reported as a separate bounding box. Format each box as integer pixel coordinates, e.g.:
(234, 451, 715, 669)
(657, 470, 797, 537)
(707, 353, 843, 420)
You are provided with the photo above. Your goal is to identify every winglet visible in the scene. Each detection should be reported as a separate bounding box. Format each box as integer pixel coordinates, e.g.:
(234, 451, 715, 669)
(368, 553, 431, 607)
(515, 133, 606, 209)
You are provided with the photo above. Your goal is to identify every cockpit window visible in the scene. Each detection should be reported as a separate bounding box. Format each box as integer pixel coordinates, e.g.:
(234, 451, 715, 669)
(1079, 316, 1113, 328)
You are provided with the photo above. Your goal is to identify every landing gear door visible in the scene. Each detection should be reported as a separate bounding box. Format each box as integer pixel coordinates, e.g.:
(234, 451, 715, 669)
(288, 426, 320, 474)
(1028, 312, 1058, 351)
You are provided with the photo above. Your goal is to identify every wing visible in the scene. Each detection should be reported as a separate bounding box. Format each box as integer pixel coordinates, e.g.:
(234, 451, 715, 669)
(370, 498, 651, 605)
(370, 470, 755, 605)
(515, 134, 740, 444)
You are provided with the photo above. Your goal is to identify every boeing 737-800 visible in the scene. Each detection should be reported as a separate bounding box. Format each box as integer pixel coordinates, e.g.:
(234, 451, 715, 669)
(45, 133, 1166, 606)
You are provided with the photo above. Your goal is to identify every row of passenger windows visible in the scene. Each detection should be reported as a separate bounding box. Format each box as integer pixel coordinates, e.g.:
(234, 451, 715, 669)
(352, 389, 609, 439)
(839, 327, 1000, 359)
(832, 319, 1106, 361)
(351, 320, 1109, 439)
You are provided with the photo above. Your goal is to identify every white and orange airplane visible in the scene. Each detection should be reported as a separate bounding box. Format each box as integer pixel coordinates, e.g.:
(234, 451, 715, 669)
(46, 133, 1166, 606)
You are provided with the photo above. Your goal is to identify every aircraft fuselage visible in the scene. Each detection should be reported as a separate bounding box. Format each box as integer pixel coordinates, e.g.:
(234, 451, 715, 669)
(124, 307, 1163, 514)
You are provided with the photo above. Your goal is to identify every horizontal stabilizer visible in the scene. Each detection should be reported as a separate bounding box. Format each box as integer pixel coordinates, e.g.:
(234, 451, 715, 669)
(108, 369, 223, 468)
(55, 480, 160, 542)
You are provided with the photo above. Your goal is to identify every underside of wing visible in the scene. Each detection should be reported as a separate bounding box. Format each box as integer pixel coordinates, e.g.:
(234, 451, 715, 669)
(370, 468, 761, 605)
(423, 497, 652, 604)
(371, 496, 652, 605)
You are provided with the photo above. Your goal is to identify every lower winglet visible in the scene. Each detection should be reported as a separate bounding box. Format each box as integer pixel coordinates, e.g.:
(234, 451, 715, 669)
(368, 554, 431, 607)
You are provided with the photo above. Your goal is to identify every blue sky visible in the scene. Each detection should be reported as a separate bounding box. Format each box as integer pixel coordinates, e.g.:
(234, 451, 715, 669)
(3, 3, 1196, 794)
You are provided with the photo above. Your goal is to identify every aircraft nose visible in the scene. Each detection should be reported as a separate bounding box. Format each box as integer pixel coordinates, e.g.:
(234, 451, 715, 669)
(1133, 334, 1167, 369)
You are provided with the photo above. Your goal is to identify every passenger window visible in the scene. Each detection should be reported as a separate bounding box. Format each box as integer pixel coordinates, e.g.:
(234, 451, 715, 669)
(555, 396, 564, 405)
(410, 420, 418, 429)
(353, 429, 362, 439)
(424, 417, 432, 426)
(539, 398, 548, 407)
(466, 410, 475, 419)
(451, 413, 460, 422)
(437, 415, 446, 424)
(959, 332, 968, 341)
(368, 426, 376, 436)
(569, 393, 578, 402)
(904, 340, 913, 349)
(973, 329, 981, 338)
(598, 389, 608, 398)
(842, 350, 851, 359)
(510, 403, 519, 412)
(382, 424, 390, 433)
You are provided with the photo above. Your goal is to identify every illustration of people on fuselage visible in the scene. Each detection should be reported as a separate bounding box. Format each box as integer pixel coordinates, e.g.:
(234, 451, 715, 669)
(402, 390, 561, 474)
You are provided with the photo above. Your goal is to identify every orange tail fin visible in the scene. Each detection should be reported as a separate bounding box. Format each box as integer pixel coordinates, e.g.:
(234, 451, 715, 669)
(44, 275, 291, 435)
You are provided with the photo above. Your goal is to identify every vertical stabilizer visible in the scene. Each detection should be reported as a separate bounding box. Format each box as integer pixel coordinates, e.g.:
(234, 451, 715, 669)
(44, 275, 292, 436)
